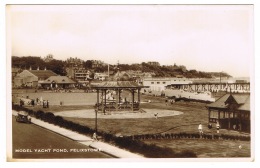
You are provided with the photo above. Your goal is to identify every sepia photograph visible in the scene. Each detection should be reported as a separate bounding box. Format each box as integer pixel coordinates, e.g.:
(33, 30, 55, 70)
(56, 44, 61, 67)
(5, 3, 255, 163)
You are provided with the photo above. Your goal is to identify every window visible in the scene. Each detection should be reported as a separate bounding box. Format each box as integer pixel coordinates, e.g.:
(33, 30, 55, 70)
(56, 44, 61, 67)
(163, 82, 166, 84)
(151, 82, 154, 84)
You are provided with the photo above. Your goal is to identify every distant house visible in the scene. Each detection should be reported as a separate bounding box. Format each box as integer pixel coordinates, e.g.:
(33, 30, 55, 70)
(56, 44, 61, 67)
(147, 61, 160, 66)
(94, 73, 109, 81)
(40, 76, 76, 89)
(13, 69, 57, 88)
(206, 93, 250, 132)
(112, 71, 132, 81)
(91, 60, 105, 68)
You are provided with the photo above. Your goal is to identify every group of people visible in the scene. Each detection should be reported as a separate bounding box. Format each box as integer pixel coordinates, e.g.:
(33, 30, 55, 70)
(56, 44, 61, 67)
(18, 95, 49, 108)
(165, 99, 175, 106)
(198, 122, 220, 135)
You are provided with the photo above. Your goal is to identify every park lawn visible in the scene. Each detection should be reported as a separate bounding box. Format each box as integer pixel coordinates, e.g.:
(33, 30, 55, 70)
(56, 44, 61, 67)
(61, 100, 211, 136)
(143, 139, 251, 158)
(24, 94, 249, 136)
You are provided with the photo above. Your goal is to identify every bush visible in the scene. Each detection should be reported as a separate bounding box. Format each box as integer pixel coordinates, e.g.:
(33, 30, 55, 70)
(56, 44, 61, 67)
(54, 115, 64, 126)
(35, 110, 44, 119)
(43, 112, 55, 123)
(175, 150, 197, 158)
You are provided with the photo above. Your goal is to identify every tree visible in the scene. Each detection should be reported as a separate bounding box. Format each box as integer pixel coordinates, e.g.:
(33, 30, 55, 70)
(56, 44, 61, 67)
(47, 59, 66, 76)
(84, 60, 93, 69)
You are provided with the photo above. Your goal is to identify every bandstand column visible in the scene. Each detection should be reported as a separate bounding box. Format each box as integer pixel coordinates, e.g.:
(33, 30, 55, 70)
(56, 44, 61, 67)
(116, 89, 120, 111)
(228, 111, 231, 130)
(101, 89, 104, 111)
(138, 89, 140, 103)
(104, 89, 107, 114)
(132, 89, 135, 111)
(119, 89, 121, 104)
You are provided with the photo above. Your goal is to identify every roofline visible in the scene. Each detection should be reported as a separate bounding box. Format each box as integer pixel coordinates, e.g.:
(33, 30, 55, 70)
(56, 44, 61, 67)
(24, 70, 38, 78)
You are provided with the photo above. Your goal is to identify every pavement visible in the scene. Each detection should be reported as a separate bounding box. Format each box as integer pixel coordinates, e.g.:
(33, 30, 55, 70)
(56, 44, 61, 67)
(12, 110, 144, 158)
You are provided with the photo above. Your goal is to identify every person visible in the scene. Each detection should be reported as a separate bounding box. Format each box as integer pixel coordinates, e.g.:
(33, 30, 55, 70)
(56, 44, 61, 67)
(208, 123, 212, 129)
(165, 99, 168, 106)
(216, 121, 220, 133)
(92, 132, 97, 141)
(20, 99, 24, 107)
(198, 123, 203, 135)
(31, 99, 35, 107)
(43, 100, 46, 108)
(154, 113, 158, 119)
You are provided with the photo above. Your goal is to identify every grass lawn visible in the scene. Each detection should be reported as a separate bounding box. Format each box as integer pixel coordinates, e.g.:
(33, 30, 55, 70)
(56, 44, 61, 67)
(143, 139, 251, 158)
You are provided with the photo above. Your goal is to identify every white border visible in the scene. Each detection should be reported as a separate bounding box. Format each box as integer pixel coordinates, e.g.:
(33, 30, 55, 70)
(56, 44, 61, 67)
(1, 0, 259, 168)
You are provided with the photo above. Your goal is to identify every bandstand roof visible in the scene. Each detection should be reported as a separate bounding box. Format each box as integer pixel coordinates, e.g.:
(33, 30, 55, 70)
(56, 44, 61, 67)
(91, 81, 149, 89)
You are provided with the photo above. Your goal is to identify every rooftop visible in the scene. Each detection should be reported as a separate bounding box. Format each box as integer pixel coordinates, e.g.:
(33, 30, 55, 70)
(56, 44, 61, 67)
(42, 76, 76, 84)
(206, 93, 250, 111)
(28, 70, 57, 79)
(91, 81, 149, 89)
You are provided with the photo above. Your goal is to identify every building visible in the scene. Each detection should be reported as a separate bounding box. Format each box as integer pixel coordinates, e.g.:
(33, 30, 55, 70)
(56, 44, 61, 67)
(91, 60, 105, 68)
(94, 73, 109, 81)
(43, 54, 54, 62)
(147, 61, 160, 66)
(40, 76, 76, 89)
(143, 77, 192, 91)
(143, 78, 171, 92)
(66, 57, 84, 68)
(74, 68, 91, 82)
(206, 93, 250, 132)
(13, 69, 57, 88)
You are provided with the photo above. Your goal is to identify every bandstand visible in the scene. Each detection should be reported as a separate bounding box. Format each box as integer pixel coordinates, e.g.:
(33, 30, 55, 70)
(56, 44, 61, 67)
(91, 81, 149, 113)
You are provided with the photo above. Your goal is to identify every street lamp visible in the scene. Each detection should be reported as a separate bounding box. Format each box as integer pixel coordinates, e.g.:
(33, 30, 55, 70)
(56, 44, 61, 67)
(95, 109, 97, 133)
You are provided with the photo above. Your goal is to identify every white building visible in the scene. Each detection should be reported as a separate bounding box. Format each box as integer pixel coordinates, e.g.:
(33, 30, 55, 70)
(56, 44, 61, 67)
(142, 77, 192, 95)
(94, 73, 109, 81)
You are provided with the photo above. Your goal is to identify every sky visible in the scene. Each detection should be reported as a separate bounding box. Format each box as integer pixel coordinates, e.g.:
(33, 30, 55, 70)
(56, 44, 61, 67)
(7, 5, 253, 77)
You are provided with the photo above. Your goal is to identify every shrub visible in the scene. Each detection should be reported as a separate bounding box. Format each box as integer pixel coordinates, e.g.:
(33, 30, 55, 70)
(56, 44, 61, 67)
(43, 112, 55, 123)
(35, 110, 44, 119)
(175, 150, 197, 158)
(54, 115, 64, 126)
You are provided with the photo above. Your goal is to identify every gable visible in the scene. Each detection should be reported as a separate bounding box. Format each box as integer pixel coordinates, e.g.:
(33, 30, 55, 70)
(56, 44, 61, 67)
(225, 95, 238, 105)
(17, 70, 37, 78)
(207, 93, 250, 112)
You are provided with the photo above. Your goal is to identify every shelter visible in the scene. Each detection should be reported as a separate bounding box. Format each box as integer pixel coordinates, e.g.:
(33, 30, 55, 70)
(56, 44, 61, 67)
(206, 93, 250, 132)
(91, 81, 149, 113)
(41, 76, 76, 89)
